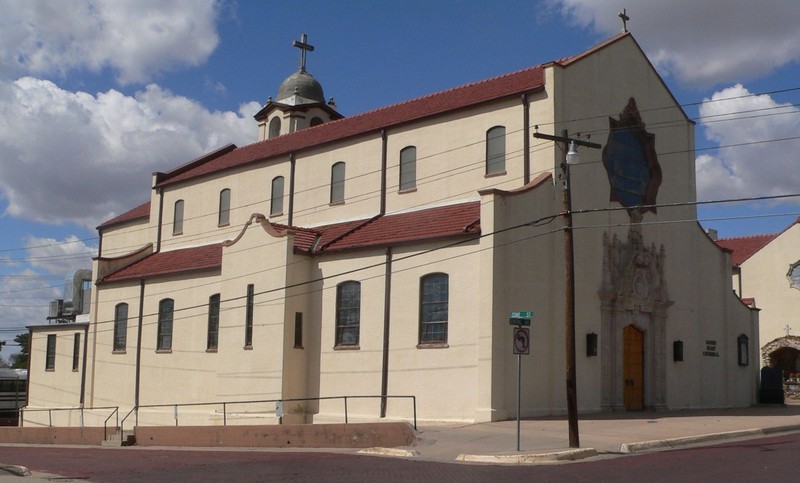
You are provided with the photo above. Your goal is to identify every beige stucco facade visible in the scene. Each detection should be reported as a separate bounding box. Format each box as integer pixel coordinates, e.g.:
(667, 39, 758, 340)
(24, 34, 758, 428)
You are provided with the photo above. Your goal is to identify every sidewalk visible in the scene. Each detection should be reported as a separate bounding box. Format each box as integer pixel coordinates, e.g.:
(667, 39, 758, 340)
(2, 404, 800, 480)
(378, 403, 800, 463)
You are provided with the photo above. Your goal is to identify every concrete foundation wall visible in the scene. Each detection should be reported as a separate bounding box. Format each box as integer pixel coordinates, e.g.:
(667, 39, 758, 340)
(0, 427, 107, 445)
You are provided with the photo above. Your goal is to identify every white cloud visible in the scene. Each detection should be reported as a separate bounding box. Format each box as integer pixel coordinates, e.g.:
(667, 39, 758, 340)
(0, 77, 261, 228)
(24, 235, 96, 276)
(553, 0, 800, 87)
(695, 84, 800, 201)
(0, 0, 221, 84)
(0, 270, 61, 345)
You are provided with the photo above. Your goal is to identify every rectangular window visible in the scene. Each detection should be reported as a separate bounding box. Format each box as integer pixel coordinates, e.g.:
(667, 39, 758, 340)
(207, 294, 220, 351)
(113, 303, 128, 351)
(244, 284, 254, 347)
(486, 126, 506, 175)
(72, 333, 80, 371)
(330, 162, 345, 204)
(294, 312, 303, 349)
(45, 334, 56, 370)
(420, 273, 449, 344)
(335, 281, 360, 346)
(173, 200, 184, 235)
(218, 189, 231, 226)
(399, 146, 416, 191)
(157, 298, 174, 351)
(270, 176, 285, 216)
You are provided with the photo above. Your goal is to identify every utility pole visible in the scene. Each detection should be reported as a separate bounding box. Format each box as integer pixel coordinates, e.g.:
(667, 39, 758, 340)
(534, 129, 601, 448)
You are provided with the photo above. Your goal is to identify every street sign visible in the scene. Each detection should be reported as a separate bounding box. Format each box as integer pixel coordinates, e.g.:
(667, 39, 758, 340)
(513, 327, 530, 355)
(510, 311, 534, 319)
(509, 311, 533, 326)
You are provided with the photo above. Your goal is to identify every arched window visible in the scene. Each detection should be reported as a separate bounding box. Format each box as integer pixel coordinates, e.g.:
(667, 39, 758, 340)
(207, 294, 220, 351)
(268, 117, 281, 139)
(173, 199, 184, 235)
(157, 298, 174, 351)
(400, 146, 416, 191)
(486, 126, 506, 175)
(310, 117, 323, 127)
(419, 273, 449, 344)
(330, 162, 345, 204)
(270, 176, 284, 216)
(335, 281, 360, 346)
(218, 188, 231, 226)
(113, 303, 128, 352)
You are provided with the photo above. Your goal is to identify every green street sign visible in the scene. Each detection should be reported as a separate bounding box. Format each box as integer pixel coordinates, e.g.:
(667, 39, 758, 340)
(509, 318, 531, 326)
(509, 311, 534, 319)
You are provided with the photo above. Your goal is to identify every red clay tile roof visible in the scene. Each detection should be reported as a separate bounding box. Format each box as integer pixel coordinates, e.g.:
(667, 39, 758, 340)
(97, 201, 150, 230)
(100, 203, 480, 282)
(715, 234, 778, 267)
(316, 202, 480, 253)
(155, 66, 545, 188)
(98, 243, 222, 284)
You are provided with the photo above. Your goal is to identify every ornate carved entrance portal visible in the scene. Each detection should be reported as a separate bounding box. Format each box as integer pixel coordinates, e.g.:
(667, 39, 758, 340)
(599, 225, 673, 411)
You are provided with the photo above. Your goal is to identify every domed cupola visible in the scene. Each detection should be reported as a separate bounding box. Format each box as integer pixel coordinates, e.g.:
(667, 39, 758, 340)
(276, 69, 325, 105)
(254, 34, 344, 141)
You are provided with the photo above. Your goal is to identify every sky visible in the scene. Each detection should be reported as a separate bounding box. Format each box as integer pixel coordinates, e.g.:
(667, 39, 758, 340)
(1, 0, 800, 354)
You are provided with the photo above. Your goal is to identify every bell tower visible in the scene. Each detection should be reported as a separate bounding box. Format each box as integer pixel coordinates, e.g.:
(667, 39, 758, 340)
(254, 34, 343, 141)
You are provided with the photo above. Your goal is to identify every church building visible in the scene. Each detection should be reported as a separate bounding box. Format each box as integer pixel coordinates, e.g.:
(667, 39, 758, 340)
(24, 32, 759, 427)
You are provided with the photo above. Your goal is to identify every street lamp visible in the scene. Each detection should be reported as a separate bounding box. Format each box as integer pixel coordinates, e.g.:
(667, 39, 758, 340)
(533, 129, 600, 448)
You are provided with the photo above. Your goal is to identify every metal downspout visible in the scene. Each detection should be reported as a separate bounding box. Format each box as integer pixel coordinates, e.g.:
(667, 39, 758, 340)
(380, 130, 387, 215)
(380, 247, 393, 417)
(134, 279, 145, 414)
(288, 153, 296, 226)
(522, 94, 531, 184)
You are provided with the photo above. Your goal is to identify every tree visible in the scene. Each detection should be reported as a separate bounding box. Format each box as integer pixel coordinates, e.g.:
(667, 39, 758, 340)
(10, 333, 29, 369)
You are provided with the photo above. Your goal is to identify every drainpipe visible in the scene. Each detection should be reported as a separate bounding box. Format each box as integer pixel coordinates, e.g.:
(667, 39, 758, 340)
(380, 130, 387, 215)
(79, 323, 89, 406)
(380, 247, 393, 417)
(134, 279, 145, 418)
(522, 94, 530, 184)
(155, 189, 164, 252)
(288, 153, 296, 226)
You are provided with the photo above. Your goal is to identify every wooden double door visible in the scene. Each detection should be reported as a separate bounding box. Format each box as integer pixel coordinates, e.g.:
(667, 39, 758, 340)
(623, 325, 644, 410)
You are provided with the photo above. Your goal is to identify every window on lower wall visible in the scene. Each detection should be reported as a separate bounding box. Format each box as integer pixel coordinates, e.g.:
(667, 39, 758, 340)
(244, 284, 254, 348)
(45, 334, 56, 370)
(335, 281, 360, 347)
(72, 333, 80, 371)
(157, 298, 174, 351)
(207, 294, 220, 351)
(419, 273, 449, 345)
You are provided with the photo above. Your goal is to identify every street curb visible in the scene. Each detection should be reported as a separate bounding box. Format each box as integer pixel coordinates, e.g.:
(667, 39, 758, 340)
(457, 448, 598, 464)
(619, 425, 800, 453)
(357, 447, 420, 457)
(0, 465, 31, 477)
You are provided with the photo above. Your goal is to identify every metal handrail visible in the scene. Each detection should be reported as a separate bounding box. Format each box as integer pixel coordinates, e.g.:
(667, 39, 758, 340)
(119, 394, 417, 442)
(19, 406, 119, 438)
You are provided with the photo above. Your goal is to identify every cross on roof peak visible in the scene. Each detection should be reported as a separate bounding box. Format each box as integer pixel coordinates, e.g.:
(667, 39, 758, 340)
(785, 324, 793, 337)
(292, 33, 315, 72)
(618, 9, 630, 33)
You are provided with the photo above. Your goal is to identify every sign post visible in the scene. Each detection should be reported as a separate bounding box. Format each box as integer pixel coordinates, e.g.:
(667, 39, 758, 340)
(510, 311, 533, 451)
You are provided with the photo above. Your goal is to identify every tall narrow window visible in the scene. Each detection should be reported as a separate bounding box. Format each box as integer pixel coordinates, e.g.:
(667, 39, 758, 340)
(335, 281, 360, 347)
(72, 333, 81, 371)
(157, 298, 174, 351)
(45, 334, 56, 370)
(207, 294, 220, 351)
(419, 273, 449, 345)
(244, 284, 254, 348)
(270, 176, 285, 216)
(738, 334, 749, 366)
(486, 126, 506, 175)
(113, 303, 128, 352)
(218, 188, 231, 226)
(173, 199, 184, 235)
(399, 146, 416, 191)
(330, 162, 345, 204)
(268, 117, 281, 139)
(294, 312, 303, 349)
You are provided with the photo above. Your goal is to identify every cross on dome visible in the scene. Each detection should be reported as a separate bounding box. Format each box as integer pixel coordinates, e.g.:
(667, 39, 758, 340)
(293, 33, 315, 72)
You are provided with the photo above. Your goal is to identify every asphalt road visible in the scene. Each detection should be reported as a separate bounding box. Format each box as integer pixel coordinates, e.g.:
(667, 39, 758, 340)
(2, 432, 799, 482)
